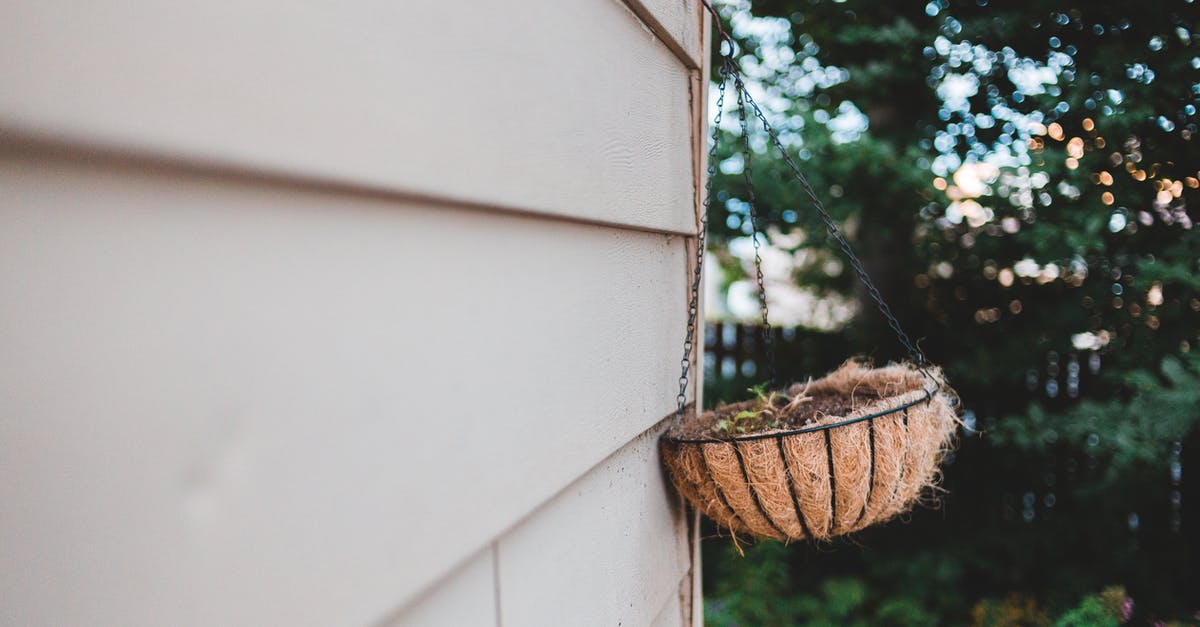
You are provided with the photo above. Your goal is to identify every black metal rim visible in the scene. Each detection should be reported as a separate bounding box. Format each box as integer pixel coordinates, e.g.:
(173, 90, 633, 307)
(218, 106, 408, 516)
(663, 385, 938, 444)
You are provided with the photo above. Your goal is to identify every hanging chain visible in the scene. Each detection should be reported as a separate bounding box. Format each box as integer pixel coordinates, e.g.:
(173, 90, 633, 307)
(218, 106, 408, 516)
(674, 0, 935, 438)
(734, 79, 777, 385)
(674, 63, 731, 433)
(698, 0, 930, 374)
(737, 85, 927, 368)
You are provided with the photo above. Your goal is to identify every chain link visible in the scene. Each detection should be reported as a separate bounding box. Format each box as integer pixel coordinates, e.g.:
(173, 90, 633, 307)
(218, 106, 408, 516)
(698, 0, 927, 370)
(674, 63, 732, 434)
(675, 1, 935, 438)
(734, 77, 777, 385)
(736, 84, 928, 368)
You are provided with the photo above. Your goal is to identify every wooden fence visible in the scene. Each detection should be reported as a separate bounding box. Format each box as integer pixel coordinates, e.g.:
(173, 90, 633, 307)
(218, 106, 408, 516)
(704, 321, 803, 382)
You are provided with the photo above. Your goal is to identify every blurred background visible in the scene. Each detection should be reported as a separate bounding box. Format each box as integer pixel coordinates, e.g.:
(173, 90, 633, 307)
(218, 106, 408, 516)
(699, 0, 1200, 624)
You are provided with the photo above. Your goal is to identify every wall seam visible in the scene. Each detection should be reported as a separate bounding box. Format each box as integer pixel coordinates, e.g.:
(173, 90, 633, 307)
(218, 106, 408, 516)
(0, 134, 698, 239)
(492, 541, 503, 627)
(619, 0, 701, 71)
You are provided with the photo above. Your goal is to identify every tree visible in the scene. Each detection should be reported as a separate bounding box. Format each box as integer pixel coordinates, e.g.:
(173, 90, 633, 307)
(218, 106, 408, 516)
(703, 0, 1200, 622)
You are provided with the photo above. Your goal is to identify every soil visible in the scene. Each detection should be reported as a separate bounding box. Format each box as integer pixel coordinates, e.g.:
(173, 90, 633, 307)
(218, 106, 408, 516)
(696, 390, 882, 439)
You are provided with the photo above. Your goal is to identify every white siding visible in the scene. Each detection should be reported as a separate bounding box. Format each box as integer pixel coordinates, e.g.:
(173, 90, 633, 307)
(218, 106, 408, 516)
(628, 0, 704, 68)
(0, 0, 696, 234)
(495, 425, 691, 627)
(384, 548, 497, 627)
(0, 0, 705, 624)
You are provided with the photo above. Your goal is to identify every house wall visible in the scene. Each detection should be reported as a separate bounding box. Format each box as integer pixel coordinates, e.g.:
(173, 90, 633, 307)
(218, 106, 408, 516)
(0, 0, 707, 625)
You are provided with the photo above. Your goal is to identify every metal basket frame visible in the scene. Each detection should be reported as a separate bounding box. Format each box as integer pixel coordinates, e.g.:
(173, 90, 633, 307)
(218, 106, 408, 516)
(664, 388, 939, 539)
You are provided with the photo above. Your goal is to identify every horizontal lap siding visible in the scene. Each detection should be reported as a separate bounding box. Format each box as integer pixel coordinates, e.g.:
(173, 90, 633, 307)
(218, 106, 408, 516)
(0, 150, 688, 625)
(0, 0, 696, 234)
(495, 423, 691, 627)
(1, 0, 704, 623)
(383, 548, 496, 627)
(630, 0, 704, 67)
(392, 423, 693, 626)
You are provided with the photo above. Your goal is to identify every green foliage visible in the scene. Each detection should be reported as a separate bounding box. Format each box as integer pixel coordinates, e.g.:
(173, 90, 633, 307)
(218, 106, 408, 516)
(714, 382, 788, 435)
(705, 543, 939, 627)
(702, 0, 1200, 623)
(1051, 586, 1127, 627)
(705, 542, 802, 626)
(967, 586, 1130, 627)
(989, 355, 1200, 482)
(1052, 598, 1118, 627)
(748, 380, 772, 404)
(708, 576, 1160, 627)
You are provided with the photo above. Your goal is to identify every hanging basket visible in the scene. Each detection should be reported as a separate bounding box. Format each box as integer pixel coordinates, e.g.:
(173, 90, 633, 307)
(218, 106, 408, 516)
(661, 1, 962, 543)
(662, 361, 958, 542)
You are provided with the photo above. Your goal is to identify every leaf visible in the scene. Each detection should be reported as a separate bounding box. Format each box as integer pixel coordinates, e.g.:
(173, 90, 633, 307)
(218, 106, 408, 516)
(748, 381, 772, 402)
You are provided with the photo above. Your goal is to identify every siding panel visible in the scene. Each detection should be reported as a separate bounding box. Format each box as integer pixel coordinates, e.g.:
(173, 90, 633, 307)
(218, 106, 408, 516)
(497, 423, 691, 626)
(0, 0, 696, 234)
(632, 0, 704, 67)
(651, 589, 689, 627)
(384, 548, 496, 627)
(0, 149, 688, 625)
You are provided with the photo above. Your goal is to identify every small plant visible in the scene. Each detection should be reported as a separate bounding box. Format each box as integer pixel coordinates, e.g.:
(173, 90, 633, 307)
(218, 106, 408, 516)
(714, 381, 814, 435)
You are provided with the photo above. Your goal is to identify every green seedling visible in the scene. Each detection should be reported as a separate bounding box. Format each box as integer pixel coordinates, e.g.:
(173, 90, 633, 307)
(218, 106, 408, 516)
(715, 380, 816, 436)
(715, 382, 785, 435)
